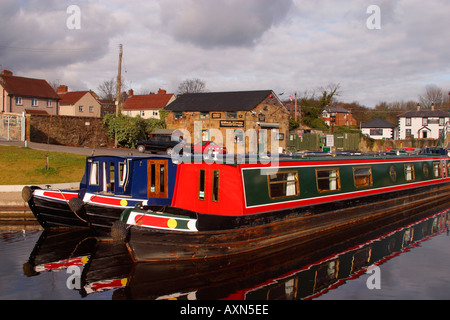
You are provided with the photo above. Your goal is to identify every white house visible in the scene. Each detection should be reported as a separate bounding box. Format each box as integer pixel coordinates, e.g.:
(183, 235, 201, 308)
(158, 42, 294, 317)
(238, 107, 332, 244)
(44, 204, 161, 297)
(398, 105, 449, 140)
(361, 118, 396, 140)
(122, 89, 175, 119)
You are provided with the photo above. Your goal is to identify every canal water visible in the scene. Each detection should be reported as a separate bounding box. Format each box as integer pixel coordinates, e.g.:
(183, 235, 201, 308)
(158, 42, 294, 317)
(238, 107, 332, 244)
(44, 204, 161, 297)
(1, 204, 450, 300)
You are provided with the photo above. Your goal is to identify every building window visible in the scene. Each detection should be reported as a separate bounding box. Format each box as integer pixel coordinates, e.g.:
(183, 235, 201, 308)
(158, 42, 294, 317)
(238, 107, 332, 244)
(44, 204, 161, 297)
(200, 112, 210, 119)
(153, 111, 158, 116)
(422, 118, 428, 126)
(406, 118, 411, 126)
(140, 111, 145, 117)
(89, 106, 94, 113)
(440, 118, 445, 126)
(404, 164, 415, 181)
(370, 129, 383, 136)
(227, 112, 237, 119)
(79, 105, 84, 112)
(406, 129, 412, 138)
(174, 112, 183, 120)
(316, 169, 340, 192)
(268, 171, 299, 199)
(15, 97, 22, 105)
(47, 100, 52, 108)
(32, 98, 38, 106)
(353, 167, 373, 188)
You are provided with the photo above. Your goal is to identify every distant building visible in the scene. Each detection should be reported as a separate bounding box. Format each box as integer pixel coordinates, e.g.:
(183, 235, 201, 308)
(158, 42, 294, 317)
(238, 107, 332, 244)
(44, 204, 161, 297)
(57, 85, 102, 118)
(122, 89, 175, 119)
(0, 70, 60, 115)
(322, 104, 357, 128)
(164, 90, 289, 153)
(361, 118, 396, 140)
(397, 105, 449, 140)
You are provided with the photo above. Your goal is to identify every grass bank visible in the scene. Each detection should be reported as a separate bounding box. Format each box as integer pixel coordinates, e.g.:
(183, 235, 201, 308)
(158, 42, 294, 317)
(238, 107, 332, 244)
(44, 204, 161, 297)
(0, 145, 86, 185)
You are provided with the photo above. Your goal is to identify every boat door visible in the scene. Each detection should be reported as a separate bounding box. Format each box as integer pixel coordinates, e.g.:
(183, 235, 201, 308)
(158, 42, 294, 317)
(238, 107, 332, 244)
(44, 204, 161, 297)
(147, 160, 169, 198)
(101, 160, 127, 194)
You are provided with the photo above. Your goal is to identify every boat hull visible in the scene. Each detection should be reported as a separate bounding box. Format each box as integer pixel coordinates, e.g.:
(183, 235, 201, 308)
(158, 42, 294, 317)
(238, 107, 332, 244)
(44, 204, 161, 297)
(125, 181, 450, 263)
(24, 187, 89, 229)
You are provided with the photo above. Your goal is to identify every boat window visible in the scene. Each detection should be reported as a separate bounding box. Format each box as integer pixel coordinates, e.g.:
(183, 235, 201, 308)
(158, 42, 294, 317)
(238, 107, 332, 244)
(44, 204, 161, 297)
(110, 162, 115, 192)
(102, 162, 107, 192)
(199, 169, 206, 200)
(119, 162, 127, 186)
(404, 164, 415, 181)
(433, 162, 441, 177)
(89, 162, 99, 185)
(160, 163, 165, 194)
(389, 166, 397, 182)
(423, 163, 429, 178)
(268, 171, 299, 199)
(353, 167, 373, 188)
(150, 164, 156, 193)
(316, 169, 340, 192)
(212, 170, 220, 202)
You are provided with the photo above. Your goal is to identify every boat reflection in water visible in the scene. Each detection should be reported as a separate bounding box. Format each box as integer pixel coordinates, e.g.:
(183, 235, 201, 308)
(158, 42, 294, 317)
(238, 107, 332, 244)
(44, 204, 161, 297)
(24, 202, 450, 300)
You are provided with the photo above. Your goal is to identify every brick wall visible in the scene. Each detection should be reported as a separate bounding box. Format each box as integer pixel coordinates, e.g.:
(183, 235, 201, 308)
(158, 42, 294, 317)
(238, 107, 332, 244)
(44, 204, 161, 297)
(29, 115, 113, 147)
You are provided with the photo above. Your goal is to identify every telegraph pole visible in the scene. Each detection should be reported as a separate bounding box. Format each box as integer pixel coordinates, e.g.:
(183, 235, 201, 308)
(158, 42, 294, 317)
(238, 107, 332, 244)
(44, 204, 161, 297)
(115, 44, 123, 147)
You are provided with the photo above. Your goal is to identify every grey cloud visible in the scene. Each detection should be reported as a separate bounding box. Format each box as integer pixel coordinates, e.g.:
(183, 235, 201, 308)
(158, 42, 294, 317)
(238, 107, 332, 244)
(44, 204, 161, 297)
(160, 0, 294, 48)
(0, 1, 127, 72)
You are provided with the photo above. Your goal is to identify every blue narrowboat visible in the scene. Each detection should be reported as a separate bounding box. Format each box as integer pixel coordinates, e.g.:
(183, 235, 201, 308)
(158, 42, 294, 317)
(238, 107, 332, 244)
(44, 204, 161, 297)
(23, 154, 177, 235)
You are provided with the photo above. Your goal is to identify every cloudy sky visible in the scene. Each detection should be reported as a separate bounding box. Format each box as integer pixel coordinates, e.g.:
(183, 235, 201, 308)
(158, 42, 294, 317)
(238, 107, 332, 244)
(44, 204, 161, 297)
(1, 0, 450, 108)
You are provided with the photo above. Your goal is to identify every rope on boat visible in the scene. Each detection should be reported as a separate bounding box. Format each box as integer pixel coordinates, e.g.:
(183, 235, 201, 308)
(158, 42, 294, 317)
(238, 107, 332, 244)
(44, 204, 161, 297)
(56, 189, 88, 223)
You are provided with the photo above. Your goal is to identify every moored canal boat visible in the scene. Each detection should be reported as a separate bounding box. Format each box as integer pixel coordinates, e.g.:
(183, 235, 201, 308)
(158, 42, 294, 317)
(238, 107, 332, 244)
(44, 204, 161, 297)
(121, 152, 450, 262)
(23, 154, 177, 234)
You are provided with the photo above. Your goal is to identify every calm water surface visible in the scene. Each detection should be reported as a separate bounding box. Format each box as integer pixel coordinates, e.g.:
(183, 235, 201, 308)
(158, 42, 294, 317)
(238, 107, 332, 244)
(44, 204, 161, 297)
(1, 205, 450, 300)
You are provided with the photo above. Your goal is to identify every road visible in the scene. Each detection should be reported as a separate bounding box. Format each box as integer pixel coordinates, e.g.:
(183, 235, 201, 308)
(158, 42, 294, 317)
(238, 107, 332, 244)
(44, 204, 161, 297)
(0, 140, 136, 156)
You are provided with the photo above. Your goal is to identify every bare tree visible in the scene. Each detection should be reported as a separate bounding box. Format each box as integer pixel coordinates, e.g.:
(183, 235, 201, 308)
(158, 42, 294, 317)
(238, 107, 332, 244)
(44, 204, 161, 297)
(97, 78, 117, 100)
(177, 78, 207, 94)
(419, 84, 444, 109)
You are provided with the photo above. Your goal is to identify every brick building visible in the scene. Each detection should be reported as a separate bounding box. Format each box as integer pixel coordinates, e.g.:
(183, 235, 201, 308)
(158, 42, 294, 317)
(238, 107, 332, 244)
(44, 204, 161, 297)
(164, 90, 290, 154)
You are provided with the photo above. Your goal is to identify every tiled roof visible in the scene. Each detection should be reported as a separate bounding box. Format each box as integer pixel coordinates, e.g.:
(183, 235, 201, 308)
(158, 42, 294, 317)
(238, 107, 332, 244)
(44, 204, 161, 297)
(398, 109, 448, 118)
(58, 91, 90, 105)
(122, 93, 174, 110)
(362, 118, 396, 128)
(323, 104, 351, 113)
(165, 90, 274, 112)
(0, 75, 60, 100)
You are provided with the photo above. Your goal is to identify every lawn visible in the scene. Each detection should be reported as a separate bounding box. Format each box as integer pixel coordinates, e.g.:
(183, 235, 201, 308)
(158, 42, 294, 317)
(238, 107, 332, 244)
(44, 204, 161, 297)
(0, 145, 87, 185)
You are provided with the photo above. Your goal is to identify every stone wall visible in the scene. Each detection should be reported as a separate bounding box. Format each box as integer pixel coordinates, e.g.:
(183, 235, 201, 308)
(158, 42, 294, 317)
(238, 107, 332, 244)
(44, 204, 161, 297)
(29, 115, 113, 147)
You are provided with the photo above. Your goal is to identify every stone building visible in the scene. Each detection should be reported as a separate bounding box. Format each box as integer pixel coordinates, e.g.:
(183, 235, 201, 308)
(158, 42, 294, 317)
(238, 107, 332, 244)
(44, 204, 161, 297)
(164, 90, 290, 154)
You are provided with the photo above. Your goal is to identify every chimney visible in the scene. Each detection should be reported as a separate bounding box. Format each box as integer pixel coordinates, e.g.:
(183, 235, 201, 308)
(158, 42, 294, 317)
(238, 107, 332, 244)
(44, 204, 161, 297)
(128, 89, 134, 97)
(417, 104, 421, 111)
(57, 85, 68, 94)
(431, 103, 435, 111)
(158, 88, 167, 95)
(1, 70, 13, 77)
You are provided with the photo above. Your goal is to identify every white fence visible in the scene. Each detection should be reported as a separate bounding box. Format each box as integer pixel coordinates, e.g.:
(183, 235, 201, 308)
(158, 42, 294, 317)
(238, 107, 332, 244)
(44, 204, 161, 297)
(0, 113, 26, 141)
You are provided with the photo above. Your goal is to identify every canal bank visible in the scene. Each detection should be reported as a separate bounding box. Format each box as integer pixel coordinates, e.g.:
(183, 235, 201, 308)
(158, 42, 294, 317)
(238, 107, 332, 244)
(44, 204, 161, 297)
(0, 140, 134, 230)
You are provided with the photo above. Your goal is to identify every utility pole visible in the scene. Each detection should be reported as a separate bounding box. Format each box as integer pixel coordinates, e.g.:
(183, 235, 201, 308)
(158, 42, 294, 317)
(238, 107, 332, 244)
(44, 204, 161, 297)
(115, 44, 123, 117)
(115, 44, 123, 147)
